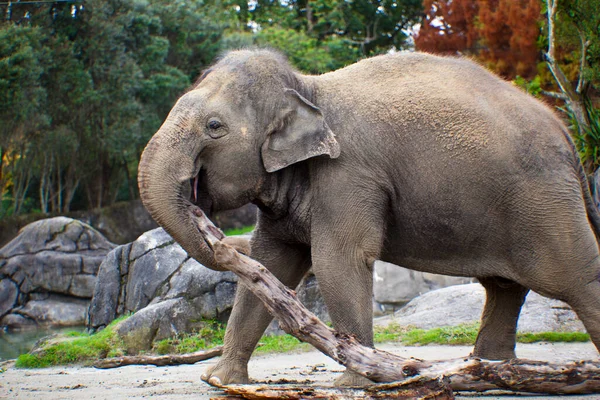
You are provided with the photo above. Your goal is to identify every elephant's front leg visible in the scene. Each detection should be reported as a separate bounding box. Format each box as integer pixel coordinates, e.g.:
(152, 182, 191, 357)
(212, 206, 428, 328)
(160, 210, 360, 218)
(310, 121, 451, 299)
(201, 231, 310, 386)
(311, 195, 385, 386)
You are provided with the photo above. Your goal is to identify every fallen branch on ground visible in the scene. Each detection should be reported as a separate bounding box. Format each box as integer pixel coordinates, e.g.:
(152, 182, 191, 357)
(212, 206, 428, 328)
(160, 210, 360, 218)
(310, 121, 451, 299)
(191, 207, 600, 397)
(93, 346, 222, 369)
(225, 375, 452, 399)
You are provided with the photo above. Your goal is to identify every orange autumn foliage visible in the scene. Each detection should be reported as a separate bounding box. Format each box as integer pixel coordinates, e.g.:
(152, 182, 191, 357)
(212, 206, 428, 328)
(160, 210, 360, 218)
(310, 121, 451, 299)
(415, 0, 542, 79)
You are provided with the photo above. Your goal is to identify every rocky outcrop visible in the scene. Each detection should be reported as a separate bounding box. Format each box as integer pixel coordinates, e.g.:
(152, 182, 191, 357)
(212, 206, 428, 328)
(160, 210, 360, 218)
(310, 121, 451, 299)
(88, 228, 238, 332)
(0, 217, 116, 329)
(376, 283, 585, 333)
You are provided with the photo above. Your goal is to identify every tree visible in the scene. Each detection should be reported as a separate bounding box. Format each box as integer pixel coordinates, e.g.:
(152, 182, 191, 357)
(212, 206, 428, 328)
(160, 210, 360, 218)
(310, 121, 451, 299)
(414, 0, 542, 79)
(542, 0, 600, 173)
(246, 0, 422, 58)
(0, 25, 49, 215)
(0, 0, 228, 215)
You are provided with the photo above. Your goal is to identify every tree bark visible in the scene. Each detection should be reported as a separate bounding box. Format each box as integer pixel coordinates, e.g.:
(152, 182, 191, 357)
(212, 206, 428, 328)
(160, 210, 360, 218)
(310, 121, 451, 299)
(544, 0, 592, 171)
(190, 207, 600, 396)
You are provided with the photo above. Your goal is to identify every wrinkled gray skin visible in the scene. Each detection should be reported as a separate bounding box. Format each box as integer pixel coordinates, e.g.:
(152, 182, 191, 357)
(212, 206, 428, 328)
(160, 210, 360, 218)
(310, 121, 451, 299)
(138, 49, 600, 386)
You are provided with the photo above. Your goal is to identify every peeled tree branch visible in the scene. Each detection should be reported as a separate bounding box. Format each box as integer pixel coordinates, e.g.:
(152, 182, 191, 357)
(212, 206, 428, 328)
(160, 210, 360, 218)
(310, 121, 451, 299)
(544, 0, 595, 172)
(190, 206, 600, 398)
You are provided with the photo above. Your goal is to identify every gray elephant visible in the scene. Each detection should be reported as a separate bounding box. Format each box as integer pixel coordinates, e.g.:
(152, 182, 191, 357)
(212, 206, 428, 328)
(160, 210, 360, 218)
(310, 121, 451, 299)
(138, 49, 600, 386)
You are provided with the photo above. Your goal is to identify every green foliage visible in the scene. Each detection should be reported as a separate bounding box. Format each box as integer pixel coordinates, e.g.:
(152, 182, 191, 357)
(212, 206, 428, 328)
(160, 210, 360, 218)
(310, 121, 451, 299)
(514, 75, 542, 97)
(15, 316, 129, 368)
(0, 0, 226, 216)
(255, 27, 359, 74)
(249, 0, 422, 56)
(224, 225, 255, 236)
(565, 96, 600, 171)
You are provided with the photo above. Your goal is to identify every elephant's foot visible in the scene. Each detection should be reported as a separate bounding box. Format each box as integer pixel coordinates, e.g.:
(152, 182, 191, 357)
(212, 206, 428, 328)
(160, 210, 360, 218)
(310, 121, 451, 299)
(471, 346, 516, 361)
(334, 369, 374, 387)
(201, 359, 249, 387)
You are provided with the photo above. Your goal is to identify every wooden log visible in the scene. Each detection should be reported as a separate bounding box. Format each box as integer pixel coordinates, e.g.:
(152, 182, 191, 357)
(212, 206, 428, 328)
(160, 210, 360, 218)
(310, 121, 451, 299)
(190, 207, 600, 396)
(93, 346, 222, 369)
(224, 376, 453, 399)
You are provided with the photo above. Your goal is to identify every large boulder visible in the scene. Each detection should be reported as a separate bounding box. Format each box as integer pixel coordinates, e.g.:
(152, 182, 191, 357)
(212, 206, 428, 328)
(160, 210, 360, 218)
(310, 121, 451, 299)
(373, 261, 473, 314)
(0, 217, 116, 329)
(88, 228, 328, 350)
(376, 283, 585, 333)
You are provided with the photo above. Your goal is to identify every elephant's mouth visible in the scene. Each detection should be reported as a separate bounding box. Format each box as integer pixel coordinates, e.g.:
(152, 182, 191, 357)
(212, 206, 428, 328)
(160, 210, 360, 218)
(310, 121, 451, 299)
(190, 168, 214, 216)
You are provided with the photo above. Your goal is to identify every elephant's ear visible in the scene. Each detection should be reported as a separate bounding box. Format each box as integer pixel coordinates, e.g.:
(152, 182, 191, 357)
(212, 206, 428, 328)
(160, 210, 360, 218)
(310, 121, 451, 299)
(262, 89, 340, 173)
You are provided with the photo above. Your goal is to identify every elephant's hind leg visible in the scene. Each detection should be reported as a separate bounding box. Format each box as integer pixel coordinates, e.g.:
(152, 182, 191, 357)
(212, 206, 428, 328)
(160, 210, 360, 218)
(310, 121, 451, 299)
(564, 277, 600, 354)
(473, 277, 529, 360)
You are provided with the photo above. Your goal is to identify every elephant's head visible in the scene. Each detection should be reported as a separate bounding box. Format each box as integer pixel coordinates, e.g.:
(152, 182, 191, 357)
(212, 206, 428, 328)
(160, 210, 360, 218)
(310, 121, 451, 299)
(138, 49, 340, 270)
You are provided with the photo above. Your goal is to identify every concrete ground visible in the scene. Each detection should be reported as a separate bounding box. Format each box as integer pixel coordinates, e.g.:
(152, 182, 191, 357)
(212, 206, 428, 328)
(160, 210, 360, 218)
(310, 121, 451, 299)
(0, 342, 597, 399)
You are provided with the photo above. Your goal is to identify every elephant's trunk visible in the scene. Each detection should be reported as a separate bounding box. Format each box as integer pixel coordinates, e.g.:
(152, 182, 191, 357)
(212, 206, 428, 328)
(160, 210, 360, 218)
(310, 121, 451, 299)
(138, 124, 226, 272)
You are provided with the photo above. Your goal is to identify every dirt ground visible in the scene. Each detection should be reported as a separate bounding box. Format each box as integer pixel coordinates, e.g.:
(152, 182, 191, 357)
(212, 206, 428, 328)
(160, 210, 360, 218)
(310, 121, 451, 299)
(1, 342, 598, 399)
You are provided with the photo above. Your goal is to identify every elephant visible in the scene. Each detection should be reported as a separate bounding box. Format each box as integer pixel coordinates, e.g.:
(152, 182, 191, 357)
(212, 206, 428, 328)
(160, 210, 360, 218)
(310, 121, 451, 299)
(138, 49, 600, 386)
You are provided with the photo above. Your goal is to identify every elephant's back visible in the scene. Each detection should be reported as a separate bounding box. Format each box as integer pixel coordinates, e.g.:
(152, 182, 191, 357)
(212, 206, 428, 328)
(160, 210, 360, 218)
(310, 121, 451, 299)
(314, 52, 571, 175)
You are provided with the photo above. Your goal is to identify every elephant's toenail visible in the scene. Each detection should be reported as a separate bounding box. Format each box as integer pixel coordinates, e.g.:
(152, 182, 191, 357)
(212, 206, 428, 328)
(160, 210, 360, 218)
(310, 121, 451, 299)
(208, 376, 223, 387)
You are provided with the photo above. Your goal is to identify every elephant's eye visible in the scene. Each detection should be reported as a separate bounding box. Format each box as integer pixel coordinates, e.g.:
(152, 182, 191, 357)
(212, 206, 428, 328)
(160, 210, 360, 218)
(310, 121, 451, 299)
(207, 119, 222, 130)
(206, 118, 228, 139)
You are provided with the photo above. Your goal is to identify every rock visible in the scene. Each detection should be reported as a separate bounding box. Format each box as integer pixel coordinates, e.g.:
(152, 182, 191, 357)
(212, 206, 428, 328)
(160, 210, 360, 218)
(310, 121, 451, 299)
(17, 295, 89, 327)
(88, 228, 239, 339)
(0, 217, 116, 329)
(373, 261, 473, 314)
(115, 299, 204, 353)
(89, 228, 329, 348)
(376, 283, 585, 333)
(0, 279, 19, 318)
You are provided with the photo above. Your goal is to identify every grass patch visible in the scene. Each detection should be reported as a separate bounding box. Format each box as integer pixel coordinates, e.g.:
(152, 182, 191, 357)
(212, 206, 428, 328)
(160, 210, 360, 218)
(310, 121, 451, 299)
(223, 225, 254, 236)
(517, 331, 590, 343)
(374, 322, 590, 346)
(153, 321, 226, 355)
(374, 322, 412, 343)
(401, 324, 479, 346)
(255, 334, 311, 354)
(15, 315, 130, 368)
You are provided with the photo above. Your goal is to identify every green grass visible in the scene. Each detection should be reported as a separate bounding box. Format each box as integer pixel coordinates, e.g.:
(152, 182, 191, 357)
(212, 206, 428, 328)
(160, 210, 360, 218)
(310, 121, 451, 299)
(374, 322, 590, 346)
(517, 331, 590, 343)
(15, 316, 129, 368)
(255, 334, 311, 354)
(223, 225, 254, 236)
(400, 324, 480, 345)
(153, 321, 226, 354)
